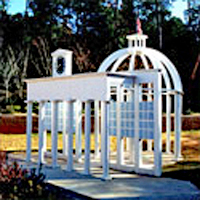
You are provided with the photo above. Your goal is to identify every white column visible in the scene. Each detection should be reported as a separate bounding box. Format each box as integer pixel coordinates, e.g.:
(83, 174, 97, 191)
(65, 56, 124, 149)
(154, 73, 162, 176)
(43, 130, 47, 153)
(147, 140, 153, 151)
(75, 101, 82, 161)
(26, 101, 33, 163)
(101, 101, 111, 180)
(84, 100, 91, 175)
(117, 86, 124, 166)
(126, 90, 133, 154)
(94, 101, 100, 158)
(38, 101, 46, 164)
(51, 100, 59, 168)
(147, 83, 153, 152)
(174, 93, 182, 160)
(129, 89, 135, 163)
(126, 138, 130, 152)
(62, 101, 68, 157)
(66, 100, 74, 171)
(134, 82, 141, 172)
(166, 94, 171, 153)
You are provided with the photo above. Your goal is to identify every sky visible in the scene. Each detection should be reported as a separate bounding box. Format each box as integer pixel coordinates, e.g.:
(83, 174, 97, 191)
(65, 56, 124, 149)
(8, 0, 187, 22)
(171, 0, 187, 22)
(7, 0, 26, 14)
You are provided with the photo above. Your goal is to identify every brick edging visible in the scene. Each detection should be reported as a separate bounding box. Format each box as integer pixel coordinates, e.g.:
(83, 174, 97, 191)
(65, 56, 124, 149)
(0, 114, 199, 134)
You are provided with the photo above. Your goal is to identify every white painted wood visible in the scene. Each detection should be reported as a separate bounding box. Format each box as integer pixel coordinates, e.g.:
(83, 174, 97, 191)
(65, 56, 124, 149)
(75, 101, 82, 161)
(66, 100, 74, 171)
(129, 127, 135, 163)
(98, 47, 183, 94)
(126, 137, 131, 154)
(43, 130, 47, 153)
(129, 51, 136, 72)
(129, 90, 135, 163)
(101, 101, 111, 180)
(117, 86, 124, 166)
(153, 72, 162, 176)
(38, 101, 45, 164)
(174, 94, 182, 160)
(166, 94, 171, 153)
(134, 81, 141, 172)
(111, 55, 130, 73)
(147, 82, 153, 152)
(127, 138, 131, 152)
(51, 101, 59, 168)
(125, 89, 131, 153)
(26, 73, 108, 102)
(84, 101, 91, 175)
(100, 101, 103, 165)
(147, 140, 153, 152)
(134, 81, 141, 173)
(126, 34, 148, 48)
(62, 101, 68, 156)
(25, 31, 184, 179)
(51, 49, 73, 77)
(94, 101, 100, 158)
(26, 101, 33, 163)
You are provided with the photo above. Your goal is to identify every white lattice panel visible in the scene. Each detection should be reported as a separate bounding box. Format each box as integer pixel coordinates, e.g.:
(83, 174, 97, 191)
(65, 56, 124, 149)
(109, 101, 154, 139)
(44, 102, 76, 132)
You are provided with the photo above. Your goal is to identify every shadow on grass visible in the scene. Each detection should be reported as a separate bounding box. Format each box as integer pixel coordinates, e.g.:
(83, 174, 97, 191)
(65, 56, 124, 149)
(162, 161, 200, 189)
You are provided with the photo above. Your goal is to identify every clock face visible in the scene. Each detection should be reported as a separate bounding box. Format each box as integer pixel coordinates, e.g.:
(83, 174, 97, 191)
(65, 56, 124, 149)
(56, 57, 65, 74)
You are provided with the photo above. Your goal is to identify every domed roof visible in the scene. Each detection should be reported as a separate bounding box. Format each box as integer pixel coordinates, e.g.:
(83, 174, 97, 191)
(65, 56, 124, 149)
(98, 33, 183, 94)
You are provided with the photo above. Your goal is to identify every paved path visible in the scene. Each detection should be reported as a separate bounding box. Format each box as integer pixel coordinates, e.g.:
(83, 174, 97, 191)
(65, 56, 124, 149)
(44, 166, 200, 200)
(8, 153, 200, 200)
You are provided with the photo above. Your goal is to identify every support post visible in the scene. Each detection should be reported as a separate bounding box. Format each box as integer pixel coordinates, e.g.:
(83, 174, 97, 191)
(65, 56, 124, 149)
(26, 101, 33, 163)
(166, 94, 171, 153)
(126, 90, 133, 156)
(147, 83, 153, 152)
(154, 72, 162, 176)
(43, 130, 47, 153)
(101, 101, 111, 180)
(134, 82, 141, 172)
(94, 101, 100, 158)
(84, 100, 91, 175)
(174, 93, 182, 160)
(75, 101, 82, 161)
(51, 100, 59, 168)
(62, 101, 68, 157)
(66, 100, 74, 171)
(117, 86, 124, 166)
(147, 140, 153, 151)
(38, 101, 46, 164)
(129, 89, 135, 163)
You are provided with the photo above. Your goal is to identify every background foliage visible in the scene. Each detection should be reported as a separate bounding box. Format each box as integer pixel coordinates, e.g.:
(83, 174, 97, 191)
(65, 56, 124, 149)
(0, 0, 199, 113)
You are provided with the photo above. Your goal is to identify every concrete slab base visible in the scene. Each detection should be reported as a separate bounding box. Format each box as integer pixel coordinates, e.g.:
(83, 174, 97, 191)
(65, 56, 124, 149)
(8, 153, 200, 200)
(45, 166, 200, 200)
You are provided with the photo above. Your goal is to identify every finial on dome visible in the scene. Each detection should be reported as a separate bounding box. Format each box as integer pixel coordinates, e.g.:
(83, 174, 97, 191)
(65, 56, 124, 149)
(126, 17, 148, 48)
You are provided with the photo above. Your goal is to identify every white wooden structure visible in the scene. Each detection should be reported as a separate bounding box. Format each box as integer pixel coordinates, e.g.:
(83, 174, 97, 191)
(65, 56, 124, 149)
(25, 33, 183, 179)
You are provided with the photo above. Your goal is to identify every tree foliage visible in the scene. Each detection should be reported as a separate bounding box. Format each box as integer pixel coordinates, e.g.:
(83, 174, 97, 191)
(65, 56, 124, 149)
(0, 0, 199, 113)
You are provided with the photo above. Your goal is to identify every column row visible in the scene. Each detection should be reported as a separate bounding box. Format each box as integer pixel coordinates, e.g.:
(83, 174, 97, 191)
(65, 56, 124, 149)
(26, 100, 110, 180)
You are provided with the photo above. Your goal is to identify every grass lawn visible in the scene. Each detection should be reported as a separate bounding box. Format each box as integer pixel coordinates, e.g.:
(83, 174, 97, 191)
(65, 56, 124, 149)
(0, 133, 118, 152)
(0, 133, 96, 151)
(1, 130, 199, 158)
